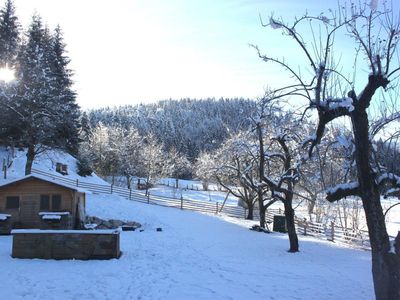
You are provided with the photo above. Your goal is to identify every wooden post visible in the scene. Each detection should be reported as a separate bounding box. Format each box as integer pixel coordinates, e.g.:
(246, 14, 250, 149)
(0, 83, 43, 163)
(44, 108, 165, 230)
(111, 184, 113, 194)
(147, 192, 150, 204)
(330, 221, 335, 242)
(279, 208, 281, 214)
(303, 218, 308, 235)
(129, 188, 132, 200)
(180, 195, 183, 209)
(216, 202, 219, 214)
(244, 208, 247, 219)
(76, 179, 79, 187)
(2, 158, 6, 179)
(219, 191, 230, 213)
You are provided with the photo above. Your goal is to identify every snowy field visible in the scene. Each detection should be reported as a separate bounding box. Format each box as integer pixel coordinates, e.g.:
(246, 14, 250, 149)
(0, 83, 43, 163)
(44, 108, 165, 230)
(0, 193, 374, 300)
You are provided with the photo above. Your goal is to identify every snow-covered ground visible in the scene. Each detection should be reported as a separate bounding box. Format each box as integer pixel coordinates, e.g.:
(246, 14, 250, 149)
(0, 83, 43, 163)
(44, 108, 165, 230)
(0, 192, 374, 299)
(0, 146, 107, 185)
(149, 184, 240, 205)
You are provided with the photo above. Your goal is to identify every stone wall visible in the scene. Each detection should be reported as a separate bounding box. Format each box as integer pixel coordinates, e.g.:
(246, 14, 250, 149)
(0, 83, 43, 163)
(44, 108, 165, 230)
(11, 230, 120, 260)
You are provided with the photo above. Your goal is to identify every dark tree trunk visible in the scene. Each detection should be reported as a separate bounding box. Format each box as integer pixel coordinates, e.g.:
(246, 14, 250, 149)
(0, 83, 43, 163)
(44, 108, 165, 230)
(351, 109, 400, 300)
(25, 144, 35, 175)
(284, 195, 299, 253)
(246, 204, 254, 220)
(258, 190, 266, 228)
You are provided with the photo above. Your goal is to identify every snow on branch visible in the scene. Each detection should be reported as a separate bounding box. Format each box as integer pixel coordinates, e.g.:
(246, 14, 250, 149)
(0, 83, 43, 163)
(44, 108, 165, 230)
(377, 173, 400, 196)
(319, 97, 355, 112)
(326, 182, 360, 202)
(269, 17, 283, 29)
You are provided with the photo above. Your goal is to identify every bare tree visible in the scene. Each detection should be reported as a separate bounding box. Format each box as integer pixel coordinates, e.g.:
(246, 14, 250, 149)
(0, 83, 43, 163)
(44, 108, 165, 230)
(252, 99, 301, 252)
(256, 2, 400, 298)
(214, 132, 258, 220)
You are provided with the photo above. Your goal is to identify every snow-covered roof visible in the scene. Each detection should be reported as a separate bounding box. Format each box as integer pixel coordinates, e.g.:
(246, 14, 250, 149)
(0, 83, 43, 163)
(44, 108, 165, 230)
(0, 213, 11, 221)
(0, 174, 90, 194)
(11, 229, 119, 235)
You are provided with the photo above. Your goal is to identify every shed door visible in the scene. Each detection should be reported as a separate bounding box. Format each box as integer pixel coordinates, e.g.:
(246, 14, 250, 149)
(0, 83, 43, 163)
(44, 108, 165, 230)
(20, 195, 40, 227)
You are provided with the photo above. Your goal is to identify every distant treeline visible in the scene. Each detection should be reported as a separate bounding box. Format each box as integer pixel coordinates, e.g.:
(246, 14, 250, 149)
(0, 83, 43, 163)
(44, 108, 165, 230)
(86, 98, 257, 161)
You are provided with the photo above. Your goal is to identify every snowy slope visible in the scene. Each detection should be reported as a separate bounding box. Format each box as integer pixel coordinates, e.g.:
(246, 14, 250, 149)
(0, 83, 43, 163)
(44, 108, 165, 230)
(0, 146, 108, 185)
(0, 192, 374, 299)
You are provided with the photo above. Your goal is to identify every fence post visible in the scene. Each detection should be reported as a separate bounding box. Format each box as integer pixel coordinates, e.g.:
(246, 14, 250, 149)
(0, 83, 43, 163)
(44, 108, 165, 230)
(180, 195, 183, 210)
(244, 208, 247, 219)
(147, 192, 150, 204)
(279, 208, 281, 214)
(129, 188, 132, 200)
(111, 184, 113, 194)
(216, 202, 219, 214)
(330, 221, 335, 242)
(303, 218, 308, 235)
(76, 179, 79, 187)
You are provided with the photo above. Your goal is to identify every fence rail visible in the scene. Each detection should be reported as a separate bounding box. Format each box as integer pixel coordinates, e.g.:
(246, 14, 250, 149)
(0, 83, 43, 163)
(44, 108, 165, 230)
(31, 168, 374, 250)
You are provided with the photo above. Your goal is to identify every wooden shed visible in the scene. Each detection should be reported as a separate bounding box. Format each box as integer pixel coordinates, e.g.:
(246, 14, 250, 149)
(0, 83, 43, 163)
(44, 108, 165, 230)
(0, 175, 87, 230)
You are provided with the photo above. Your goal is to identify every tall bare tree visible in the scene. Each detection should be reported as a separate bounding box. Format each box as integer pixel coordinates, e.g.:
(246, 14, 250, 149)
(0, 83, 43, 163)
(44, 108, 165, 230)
(255, 2, 400, 298)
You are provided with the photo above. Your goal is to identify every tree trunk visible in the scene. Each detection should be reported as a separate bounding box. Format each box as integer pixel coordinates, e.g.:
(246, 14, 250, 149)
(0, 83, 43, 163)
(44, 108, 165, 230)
(258, 190, 266, 228)
(246, 204, 254, 220)
(352, 109, 400, 300)
(284, 195, 299, 252)
(25, 145, 35, 175)
(307, 195, 316, 222)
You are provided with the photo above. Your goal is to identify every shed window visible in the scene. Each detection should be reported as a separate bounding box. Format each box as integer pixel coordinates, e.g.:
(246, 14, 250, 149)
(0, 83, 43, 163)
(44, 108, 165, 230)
(40, 195, 50, 210)
(6, 196, 19, 209)
(52, 194, 61, 211)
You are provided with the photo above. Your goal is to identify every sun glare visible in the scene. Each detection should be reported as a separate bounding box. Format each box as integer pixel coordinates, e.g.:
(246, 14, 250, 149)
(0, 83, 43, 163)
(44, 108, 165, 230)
(0, 66, 15, 83)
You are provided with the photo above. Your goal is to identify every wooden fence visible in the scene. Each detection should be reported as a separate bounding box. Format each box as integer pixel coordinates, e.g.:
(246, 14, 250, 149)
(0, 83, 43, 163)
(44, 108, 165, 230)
(31, 168, 373, 250)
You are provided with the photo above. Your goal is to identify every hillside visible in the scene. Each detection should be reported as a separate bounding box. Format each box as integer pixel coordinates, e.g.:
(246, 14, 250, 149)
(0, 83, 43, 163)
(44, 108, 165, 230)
(0, 146, 107, 185)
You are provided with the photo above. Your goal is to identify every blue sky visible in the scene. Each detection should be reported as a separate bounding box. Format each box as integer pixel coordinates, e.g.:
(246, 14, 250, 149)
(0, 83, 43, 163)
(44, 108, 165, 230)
(12, 0, 399, 108)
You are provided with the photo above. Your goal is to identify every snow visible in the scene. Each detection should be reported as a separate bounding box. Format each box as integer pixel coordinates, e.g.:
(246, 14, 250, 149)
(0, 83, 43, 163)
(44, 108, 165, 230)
(370, 0, 378, 11)
(0, 192, 374, 299)
(0, 174, 90, 194)
(0, 213, 11, 220)
(38, 212, 71, 216)
(0, 146, 108, 186)
(41, 215, 62, 220)
(321, 97, 355, 112)
(149, 184, 239, 205)
(11, 229, 119, 234)
(326, 182, 359, 194)
(269, 17, 283, 29)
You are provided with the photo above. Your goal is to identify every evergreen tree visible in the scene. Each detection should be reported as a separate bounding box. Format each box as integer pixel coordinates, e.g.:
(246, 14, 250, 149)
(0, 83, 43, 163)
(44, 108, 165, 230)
(49, 25, 80, 155)
(0, 0, 19, 67)
(14, 15, 56, 174)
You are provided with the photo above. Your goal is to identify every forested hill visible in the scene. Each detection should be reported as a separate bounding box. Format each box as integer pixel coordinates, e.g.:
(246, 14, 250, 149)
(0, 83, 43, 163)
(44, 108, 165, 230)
(86, 98, 257, 161)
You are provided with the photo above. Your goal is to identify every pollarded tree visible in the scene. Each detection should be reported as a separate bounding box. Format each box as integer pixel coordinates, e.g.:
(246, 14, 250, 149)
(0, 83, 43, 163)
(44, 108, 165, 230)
(256, 2, 400, 298)
(194, 151, 217, 191)
(141, 133, 167, 187)
(165, 147, 192, 180)
(251, 99, 302, 252)
(298, 126, 356, 222)
(117, 127, 143, 189)
(214, 131, 259, 220)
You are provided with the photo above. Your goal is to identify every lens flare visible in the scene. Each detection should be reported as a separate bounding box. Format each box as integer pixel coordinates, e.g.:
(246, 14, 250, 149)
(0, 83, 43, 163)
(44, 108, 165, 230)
(0, 66, 15, 83)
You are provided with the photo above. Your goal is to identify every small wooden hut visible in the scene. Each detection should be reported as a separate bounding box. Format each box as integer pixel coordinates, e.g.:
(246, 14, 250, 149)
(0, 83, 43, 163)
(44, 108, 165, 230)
(0, 174, 87, 231)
